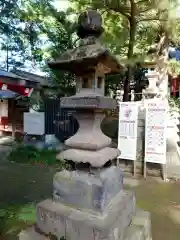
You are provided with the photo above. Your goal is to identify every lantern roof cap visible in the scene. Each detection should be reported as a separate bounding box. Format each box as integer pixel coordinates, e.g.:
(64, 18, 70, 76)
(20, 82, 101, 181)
(48, 39, 125, 75)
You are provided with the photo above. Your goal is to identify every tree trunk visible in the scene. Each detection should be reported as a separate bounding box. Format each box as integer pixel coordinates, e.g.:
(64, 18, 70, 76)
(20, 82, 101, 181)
(123, 0, 136, 101)
(6, 44, 9, 71)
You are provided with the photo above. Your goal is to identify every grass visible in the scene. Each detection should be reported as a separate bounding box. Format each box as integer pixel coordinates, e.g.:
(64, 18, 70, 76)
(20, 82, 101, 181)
(0, 203, 36, 238)
(0, 150, 58, 239)
(0, 204, 67, 239)
(0, 142, 70, 239)
(1, 148, 180, 239)
(7, 145, 70, 169)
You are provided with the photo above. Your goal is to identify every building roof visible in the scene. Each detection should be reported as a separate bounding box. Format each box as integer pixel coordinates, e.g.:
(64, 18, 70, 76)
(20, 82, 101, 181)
(0, 69, 40, 88)
(0, 69, 28, 81)
(11, 69, 51, 87)
(0, 68, 52, 89)
(0, 90, 18, 99)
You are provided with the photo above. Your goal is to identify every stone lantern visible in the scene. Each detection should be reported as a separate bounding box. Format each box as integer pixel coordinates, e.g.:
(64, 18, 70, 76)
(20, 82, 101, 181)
(48, 10, 124, 169)
(19, 9, 152, 240)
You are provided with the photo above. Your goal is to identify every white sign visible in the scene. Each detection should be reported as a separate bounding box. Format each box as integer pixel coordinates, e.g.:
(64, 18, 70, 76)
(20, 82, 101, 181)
(118, 102, 139, 160)
(145, 101, 167, 164)
(24, 112, 45, 135)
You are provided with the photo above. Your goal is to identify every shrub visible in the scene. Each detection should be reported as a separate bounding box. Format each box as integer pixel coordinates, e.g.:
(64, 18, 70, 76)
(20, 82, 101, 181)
(8, 145, 70, 169)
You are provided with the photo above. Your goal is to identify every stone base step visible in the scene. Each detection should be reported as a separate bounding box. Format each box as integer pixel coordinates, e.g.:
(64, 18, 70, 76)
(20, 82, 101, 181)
(19, 227, 46, 240)
(123, 225, 145, 240)
(19, 227, 151, 240)
(19, 226, 149, 240)
(19, 209, 152, 240)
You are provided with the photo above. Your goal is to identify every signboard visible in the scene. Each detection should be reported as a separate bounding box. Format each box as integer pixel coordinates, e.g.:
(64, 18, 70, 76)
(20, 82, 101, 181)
(118, 102, 138, 160)
(0, 81, 33, 97)
(24, 112, 45, 135)
(145, 100, 167, 164)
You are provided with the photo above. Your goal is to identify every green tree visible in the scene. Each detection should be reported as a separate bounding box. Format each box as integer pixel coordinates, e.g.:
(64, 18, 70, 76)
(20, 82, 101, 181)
(17, 0, 77, 96)
(0, 1, 26, 70)
(71, 0, 179, 100)
(0, 0, 77, 96)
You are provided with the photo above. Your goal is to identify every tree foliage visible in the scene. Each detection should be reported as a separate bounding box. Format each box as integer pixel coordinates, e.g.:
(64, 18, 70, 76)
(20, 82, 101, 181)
(0, 0, 180, 98)
(0, 0, 77, 96)
(70, 0, 179, 99)
(0, 1, 25, 70)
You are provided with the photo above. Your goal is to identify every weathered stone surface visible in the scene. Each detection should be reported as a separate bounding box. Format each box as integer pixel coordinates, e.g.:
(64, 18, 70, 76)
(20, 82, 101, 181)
(48, 41, 124, 75)
(64, 111, 112, 151)
(131, 209, 152, 240)
(60, 95, 116, 109)
(53, 167, 123, 213)
(57, 147, 120, 167)
(19, 227, 48, 240)
(123, 225, 144, 240)
(19, 208, 152, 240)
(123, 208, 152, 240)
(36, 191, 135, 239)
(49, 41, 107, 64)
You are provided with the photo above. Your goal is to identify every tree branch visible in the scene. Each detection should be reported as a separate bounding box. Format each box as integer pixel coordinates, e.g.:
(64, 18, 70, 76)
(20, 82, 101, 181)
(138, 7, 152, 13)
(107, 6, 131, 19)
(135, 0, 149, 4)
(137, 17, 167, 23)
(94, 1, 131, 19)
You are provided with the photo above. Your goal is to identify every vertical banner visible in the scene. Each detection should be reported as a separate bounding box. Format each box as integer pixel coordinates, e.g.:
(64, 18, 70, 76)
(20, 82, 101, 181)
(118, 102, 139, 160)
(145, 100, 167, 164)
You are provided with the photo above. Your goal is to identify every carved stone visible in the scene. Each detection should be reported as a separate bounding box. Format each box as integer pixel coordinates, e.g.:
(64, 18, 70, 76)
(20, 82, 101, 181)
(53, 167, 123, 213)
(77, 9, 104, 39)
(19, 208, 152, 240)
(58, 147, 120, 167)
(48, 40, 125, 75)
(35, 190, 135, 240)
(60, 96, 116, 109)
(56, 109, 120, 166)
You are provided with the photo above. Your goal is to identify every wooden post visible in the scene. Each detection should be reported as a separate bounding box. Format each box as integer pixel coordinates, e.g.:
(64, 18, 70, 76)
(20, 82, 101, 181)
(143, 160, 147, 179)
(133, 161, 136, 177)
(11, 99, 16, 139)
(162, 164, 167, 182)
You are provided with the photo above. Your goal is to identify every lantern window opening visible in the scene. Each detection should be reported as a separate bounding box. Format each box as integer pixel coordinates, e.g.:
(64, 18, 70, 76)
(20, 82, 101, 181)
(82, 77, 93, 88)
(97, 76, 103, 89)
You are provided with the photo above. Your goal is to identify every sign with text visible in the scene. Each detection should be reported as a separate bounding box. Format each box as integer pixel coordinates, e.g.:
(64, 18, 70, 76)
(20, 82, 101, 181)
(145, 101, 167, 164)
(118, 102, 138, 160)
(24, 112, 45, 135)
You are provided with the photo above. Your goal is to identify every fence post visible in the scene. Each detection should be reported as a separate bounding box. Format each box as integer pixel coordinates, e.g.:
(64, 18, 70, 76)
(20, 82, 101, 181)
(131, 90, 135, 102)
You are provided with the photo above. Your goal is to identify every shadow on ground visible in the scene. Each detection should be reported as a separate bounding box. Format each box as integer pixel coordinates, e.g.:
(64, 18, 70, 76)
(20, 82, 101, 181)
(1, 160, 180, 239)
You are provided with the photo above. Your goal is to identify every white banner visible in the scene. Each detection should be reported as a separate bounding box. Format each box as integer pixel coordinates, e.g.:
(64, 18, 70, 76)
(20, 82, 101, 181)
(145, 100, 167, 164)
(118, 102, 139, 160)
(24, 112, 45, 135)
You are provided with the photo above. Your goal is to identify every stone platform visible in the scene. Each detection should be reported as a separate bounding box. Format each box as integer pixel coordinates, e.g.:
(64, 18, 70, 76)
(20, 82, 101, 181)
(19, 167, 152, 240)
(19, 209, 152, 240)
(35, 190, 135, 239)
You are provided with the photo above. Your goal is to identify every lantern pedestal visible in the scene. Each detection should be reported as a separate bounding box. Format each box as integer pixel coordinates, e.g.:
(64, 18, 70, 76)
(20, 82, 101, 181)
(57, 96, 120, 167)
